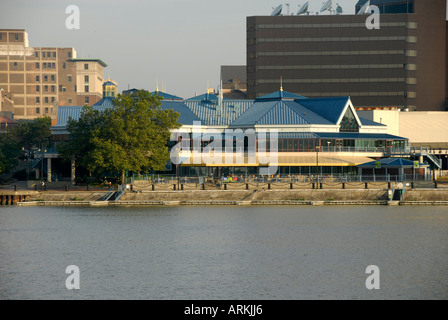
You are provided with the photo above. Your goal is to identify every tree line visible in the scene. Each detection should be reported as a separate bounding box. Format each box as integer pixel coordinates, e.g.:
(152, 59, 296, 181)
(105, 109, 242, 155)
(0, 90, 180, 184)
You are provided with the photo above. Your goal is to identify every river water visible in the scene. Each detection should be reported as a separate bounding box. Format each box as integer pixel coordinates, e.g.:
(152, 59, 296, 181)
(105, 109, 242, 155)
(0, 205, 447, 300)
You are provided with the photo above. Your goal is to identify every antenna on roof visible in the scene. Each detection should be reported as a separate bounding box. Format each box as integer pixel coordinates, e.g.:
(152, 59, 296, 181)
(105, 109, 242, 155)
(357, 0, 370, 14)
(320, 0, 332, 14)
(271, 4, 283, 16)
(156, 78, 159, 92)
(336, 3, 343, 14)
(297, 1, 310, 15)
(280, 76, 283, 92)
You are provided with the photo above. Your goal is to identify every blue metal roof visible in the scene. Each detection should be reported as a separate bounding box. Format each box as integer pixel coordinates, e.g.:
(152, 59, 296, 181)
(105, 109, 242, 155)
(52, 105, 111, 129)
(295, 97, 350, 125)
(184, 100, 254, 126)
(358, 158, 424, 168)
(161, 101, 200, 125)
(359, 117, 386, 127)
(152, 91, 183, 101)
(256, 90, 307, 101)
(103, 81, 116, 86)
(185, 93, 227, 102)
(93, 97, 115, 107)
(315, 133, 408, 140)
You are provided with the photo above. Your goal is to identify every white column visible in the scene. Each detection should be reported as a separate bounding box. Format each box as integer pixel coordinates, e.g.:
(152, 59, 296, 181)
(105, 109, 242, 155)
(71, 159, 76, 185)
(47, 158, 52, 182)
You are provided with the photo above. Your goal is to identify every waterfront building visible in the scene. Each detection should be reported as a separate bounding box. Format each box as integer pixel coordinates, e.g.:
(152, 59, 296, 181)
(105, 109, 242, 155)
(246, 0, 448, 111)
(48, 86, 414, 182)
(0, 29, 107, 120)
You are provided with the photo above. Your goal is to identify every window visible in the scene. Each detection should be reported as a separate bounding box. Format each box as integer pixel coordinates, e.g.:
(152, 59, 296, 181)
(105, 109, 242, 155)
(53, 52, 56, 58)
(68, 52, 72, 58)
(36, 75, 40, 82)
(85, 86, 89, 93)
(84, 63, 89, 70)
(62, 62, 66, 69)
(36, 97, 40, 104)
(68, 98, 72, 104)
(51, 75, 55, 82)
(42, 52, 46, 58)
(51, 85, 55, 93)
(44, 85, 48, 92)
(0, 33, 2, 40)
(43, 63, 47, 69)
(36, 107, 40, 114)
(45, 107, 49, 114)
(36, 85, 40, 92)
(14, 34, 19, 41)
(51, 63, 55, 69)
(44, 97, 49, 103)
(85, 97, 89, 104)
(51, 97, 55, 103)
(339, 107, 359, 133)
(35, 62, 39, 69)
(67, 75, 72, 82)
(84, 75, 89, 83)
(35, 51, 38, 58)
(44, 75, 48, 82)
(13, 62, 18, 67)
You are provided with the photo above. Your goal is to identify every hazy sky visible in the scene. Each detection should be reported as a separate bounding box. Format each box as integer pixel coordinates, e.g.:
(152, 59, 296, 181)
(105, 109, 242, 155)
(1, 0, 447, 98)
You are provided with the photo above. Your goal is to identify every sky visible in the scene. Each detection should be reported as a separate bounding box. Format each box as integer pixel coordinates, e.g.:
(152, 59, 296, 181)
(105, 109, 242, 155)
(1, 0, 447, 98)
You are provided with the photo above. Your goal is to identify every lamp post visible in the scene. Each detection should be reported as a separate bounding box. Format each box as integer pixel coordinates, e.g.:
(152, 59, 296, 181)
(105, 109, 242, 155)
(316, 145, 320, 183)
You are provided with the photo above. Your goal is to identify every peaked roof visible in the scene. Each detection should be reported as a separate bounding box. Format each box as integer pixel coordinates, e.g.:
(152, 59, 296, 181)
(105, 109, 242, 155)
(93, 96, 115, 107)
(152, 91, 183, 101)
(185, 92, 227, 102)
(295, 97, 350, 125)
(256, 90, 307, 101)
(231, 99, 332, 127)
(358, 158, 426, 168)
(160, 101, 201, 125)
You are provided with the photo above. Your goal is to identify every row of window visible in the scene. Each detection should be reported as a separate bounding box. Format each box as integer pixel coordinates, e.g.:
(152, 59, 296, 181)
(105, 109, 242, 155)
(250, 22, 416, 30)
(35, 75, 56, 82)
(253, 64, 417, 71)
(35, 96, 56, 104)
(35, 96, 90, 105)
(256, 78, 417, 84)
(0, 33, 19, 41)
(35, 51, 57, 58)
(255, 92, 417, 98)
(35, 107, 51, 114)
(34, 62, 56, 69)
(250, 36, 416, 44)
(34, 84, 89, 93)
(252, 50, 417, 58)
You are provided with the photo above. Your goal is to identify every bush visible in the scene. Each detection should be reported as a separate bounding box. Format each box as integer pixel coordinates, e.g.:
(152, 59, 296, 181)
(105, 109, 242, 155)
(437, 176, 448, 182)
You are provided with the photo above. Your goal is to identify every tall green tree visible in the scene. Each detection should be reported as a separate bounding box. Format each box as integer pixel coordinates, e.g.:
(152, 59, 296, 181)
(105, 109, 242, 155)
(59, 90, 180, 183)
(90, 90, 180, 183)
(58, 106, 105, 180)
(16, 116, 52, 150)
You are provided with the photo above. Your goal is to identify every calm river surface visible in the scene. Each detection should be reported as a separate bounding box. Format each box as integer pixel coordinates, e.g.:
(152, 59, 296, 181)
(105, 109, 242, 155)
(0, 205, 447, 300)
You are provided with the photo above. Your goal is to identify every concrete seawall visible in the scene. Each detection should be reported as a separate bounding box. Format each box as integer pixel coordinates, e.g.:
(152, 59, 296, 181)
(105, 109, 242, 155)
(15, 188, 448, 206)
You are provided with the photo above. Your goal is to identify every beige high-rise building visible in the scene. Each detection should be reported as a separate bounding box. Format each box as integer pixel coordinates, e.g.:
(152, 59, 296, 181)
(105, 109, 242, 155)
(0, 29, 107, 120)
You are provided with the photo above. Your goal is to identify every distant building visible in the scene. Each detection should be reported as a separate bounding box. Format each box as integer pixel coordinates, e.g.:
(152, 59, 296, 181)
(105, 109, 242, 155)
(0, 29, 107, 120)
(220, 65, 247, 99)
(246, 0, 448, 111)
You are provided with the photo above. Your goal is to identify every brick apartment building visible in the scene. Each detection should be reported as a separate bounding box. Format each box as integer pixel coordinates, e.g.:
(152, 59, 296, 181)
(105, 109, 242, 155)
(0, 29, 107, 120)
